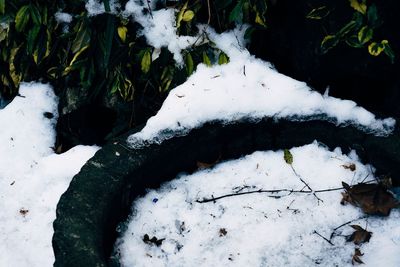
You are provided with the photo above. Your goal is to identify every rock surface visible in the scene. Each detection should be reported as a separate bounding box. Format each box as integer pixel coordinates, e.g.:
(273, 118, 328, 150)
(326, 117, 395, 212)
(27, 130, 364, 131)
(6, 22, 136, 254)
(53, 119, 400, 266)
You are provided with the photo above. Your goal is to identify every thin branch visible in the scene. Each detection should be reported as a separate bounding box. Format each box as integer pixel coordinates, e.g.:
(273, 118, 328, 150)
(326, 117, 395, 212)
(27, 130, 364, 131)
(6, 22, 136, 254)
(147, 0, 153, 19)
(329, 216, 368, 240)
(291, 165, 323, 203)
(313, 230, 334, 246)
(196, 185, 345, 204)
(207, 0, 211, 24)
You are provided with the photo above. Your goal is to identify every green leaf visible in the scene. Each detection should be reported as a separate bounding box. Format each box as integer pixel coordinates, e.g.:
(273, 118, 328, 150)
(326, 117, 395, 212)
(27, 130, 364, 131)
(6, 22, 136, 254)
(72, 20, 91, 54)
(0, 0, 5, 14)
(244, 27, 255, 40)
(321, 35, 339, 53)
(30, 5, 42, 25)
(382, 40, 395, 63)
(358, 26, 373, 44)
(27, 25, 41, 55)
(284, 149, 293, 165)
(306, 6, 330, 20)
(229, 0, 243, 24)
(141, 49, 151, 73)
(15, 5, 30, 32)
(176, 1, 188, 29)
(346, 35, 363, 48)
(182, 10, 195, 22)
(202, 52, 211, 67)
(368, 42, 384, 56)
(349, 0, 367, 15)
(218, 52, 229, 65)
(184, 52, 194, 76)
(337, 20, 357, 38)
(160, 66, 174, 92)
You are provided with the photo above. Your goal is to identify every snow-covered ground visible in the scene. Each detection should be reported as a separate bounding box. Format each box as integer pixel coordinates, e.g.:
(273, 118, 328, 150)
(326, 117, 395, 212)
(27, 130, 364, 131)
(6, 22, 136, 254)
(0, 83, 99, 266)
(116, 143, 400, 267)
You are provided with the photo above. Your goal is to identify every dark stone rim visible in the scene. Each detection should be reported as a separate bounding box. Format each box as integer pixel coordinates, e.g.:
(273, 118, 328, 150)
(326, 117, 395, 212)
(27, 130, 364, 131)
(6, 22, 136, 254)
(52, 118, 400, 267)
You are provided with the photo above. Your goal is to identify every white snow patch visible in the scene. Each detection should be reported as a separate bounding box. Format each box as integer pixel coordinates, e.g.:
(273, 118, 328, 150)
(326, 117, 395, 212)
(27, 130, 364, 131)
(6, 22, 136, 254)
(124, 0, 203, 63)
(116, 143, 400, 267)
(0, 83, 99, 266)
(86, 0, 120, 16)
(55, 12, 73, 24)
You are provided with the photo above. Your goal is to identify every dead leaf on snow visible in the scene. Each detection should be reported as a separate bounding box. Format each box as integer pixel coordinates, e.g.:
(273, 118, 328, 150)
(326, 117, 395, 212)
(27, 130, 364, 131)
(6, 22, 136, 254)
(342, 163, 356, 171)
(347, 225, 372, 245)
(219, 228, 227, 237)
(19, 208, 29, 216)
(352, 248, 364, 265)
(143, 234, 165, 246)
(341, 182, 399, 216)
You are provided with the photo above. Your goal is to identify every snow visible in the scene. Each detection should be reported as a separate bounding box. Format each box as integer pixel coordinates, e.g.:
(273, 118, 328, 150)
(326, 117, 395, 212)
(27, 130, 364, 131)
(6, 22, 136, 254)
(116, 142, 400, 267)
(124, 2, 395, 148)
(85, 0, 120, 16)
(0, 83, 99, 266)
(55, 12, 73, 24)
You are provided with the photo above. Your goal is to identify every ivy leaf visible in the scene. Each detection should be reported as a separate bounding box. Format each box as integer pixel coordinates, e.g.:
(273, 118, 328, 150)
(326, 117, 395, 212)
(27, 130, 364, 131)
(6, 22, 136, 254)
(141, 49, 151, 74)
(283, 149, 293, 165)
(306, 6, 330, 20)
(337, 20, 357, 38)
(202, 52, 211, 67)
(218, 52, 229, 65)
(321, 35, 339, 54)
(15, 5, 30, 32)
(182, 10, 195, 22)
(367, 4, 379, 27)
(117, 26, 127, 42)
(349, 0, 367, 15)
(368, 42, 384, 56)
(358, 26, 373, 44)
(346, 35, 363, 48)
(382, 40, 395, 63)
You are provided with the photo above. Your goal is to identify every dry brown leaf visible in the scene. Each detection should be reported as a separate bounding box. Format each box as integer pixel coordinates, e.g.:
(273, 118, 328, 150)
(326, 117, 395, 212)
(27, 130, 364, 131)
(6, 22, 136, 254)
(342, 163, 356, 171)
(143, 234, 165, 246)
(352, 248, 364, 265)
(341, 182, 399, 216)
(347, 225, 372, 245)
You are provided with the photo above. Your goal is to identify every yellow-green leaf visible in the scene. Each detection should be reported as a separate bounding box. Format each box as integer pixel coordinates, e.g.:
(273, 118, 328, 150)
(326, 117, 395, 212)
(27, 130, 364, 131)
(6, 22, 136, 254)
(381, 40, 395, 63)
(117, 26, 128, 42)
(69, 45, 89, 67)
(182, 10, 195, 22)
(284, 149, 293, 165)
(202, 52, 211, 67)
(321, 35, 339, 53)
(218, 52, 229, 65)
(349, 0, 367, 15)
(255, 12, 266, 26)
(15, 5, 30, 32)
(368, 42, 384, 56)
(176, 1, 188, 29)
(141, 50, 151, 73)
(358, 26, 373, 44)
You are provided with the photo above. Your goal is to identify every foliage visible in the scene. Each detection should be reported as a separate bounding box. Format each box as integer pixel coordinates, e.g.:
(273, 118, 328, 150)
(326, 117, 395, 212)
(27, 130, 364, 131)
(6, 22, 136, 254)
(0, 0, 268, 103)
(308, 0, 395, 63)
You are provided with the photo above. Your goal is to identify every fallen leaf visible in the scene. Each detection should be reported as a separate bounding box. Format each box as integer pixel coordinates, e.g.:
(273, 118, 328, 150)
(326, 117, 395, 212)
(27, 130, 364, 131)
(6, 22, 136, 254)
(342, 163, 356, 171)
(143, 234, 165, 246)
(352, 248, 364, 265)
(219, 228, 227, 237)
(347, 225, 371, 245)
(341, 182, 399, 216)
(19, 208, 29, 216)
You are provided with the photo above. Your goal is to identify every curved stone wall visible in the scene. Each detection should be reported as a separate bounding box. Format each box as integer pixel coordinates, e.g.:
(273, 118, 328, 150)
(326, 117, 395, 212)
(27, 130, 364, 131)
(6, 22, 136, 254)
(53, 119, 400, 266)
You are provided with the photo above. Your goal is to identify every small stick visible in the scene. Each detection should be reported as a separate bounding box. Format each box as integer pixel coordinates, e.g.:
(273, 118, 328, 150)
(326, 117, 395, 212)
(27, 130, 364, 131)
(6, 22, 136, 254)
(313, 230, 334, 246)
(291, 165, 323, 203)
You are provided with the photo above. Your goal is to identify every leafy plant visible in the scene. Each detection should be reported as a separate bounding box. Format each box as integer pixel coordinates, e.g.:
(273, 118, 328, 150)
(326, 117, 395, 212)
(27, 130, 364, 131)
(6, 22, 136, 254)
(309, 0, 395, 63)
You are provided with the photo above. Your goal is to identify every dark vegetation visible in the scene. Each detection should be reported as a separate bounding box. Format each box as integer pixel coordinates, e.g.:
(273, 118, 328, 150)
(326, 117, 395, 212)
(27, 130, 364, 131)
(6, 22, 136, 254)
(0, 0, 398, 150)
